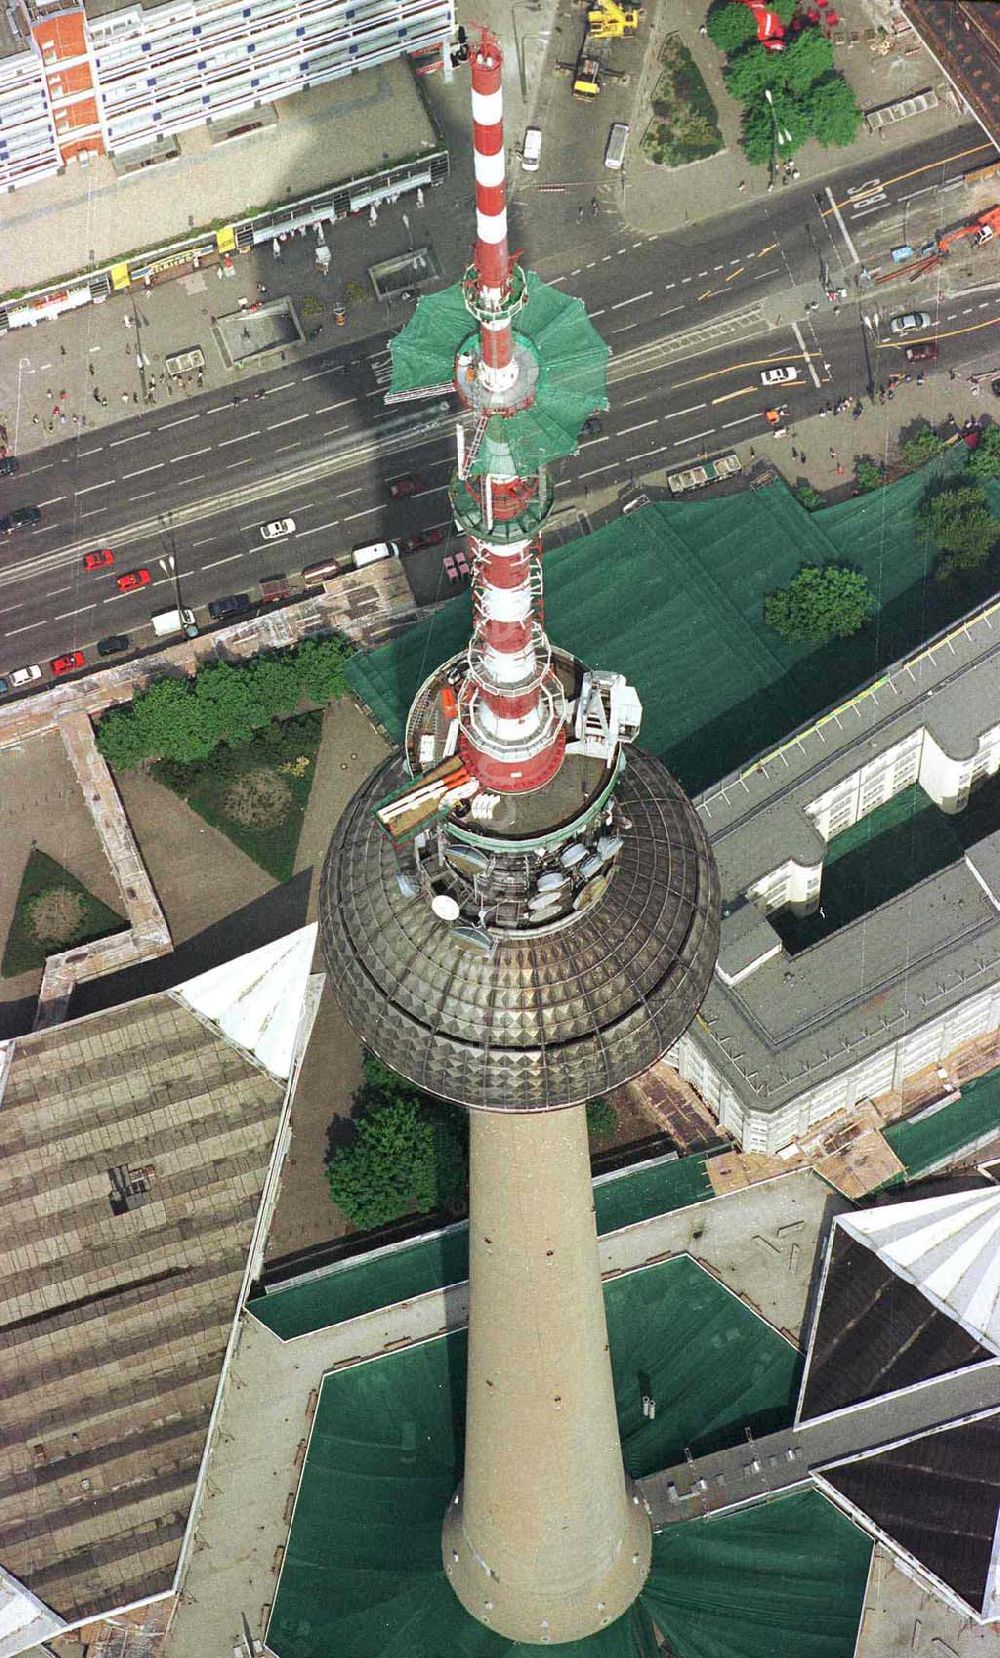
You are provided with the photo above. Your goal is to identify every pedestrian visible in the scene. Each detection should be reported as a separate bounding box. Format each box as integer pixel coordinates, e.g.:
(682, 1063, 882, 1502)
(738, 180, 747, 192)
(89, 362, 95, 376)
(122, 393, 129, 403)
(59, 389, 66, 399)
(46, 388, 53, 399)
(577, 204, 585, 220)
(749, 446, 755, 459)
(93, 390, 101, 403)
(59, 344, 66, 356)
(125, 344, 131, 356)
(52, 404, 61, 417)
(258, 283, 267, 295)
(133, 392, 138, 404)
(590, 197, 598, 216)
(31, 415, 39, 426)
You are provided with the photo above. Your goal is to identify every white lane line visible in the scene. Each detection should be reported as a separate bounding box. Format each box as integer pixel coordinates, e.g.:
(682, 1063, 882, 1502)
(791, 319, 822, 389)
(674, 428, 717, 446)
(54, 604, 97, 620)
(80, 506, 109, 518)
(581, 435, 609, 447)
(550, 274, 567, 285)
(713, 264, 724, 272)
(5, 619, 47, 636)
(825, 185, 860, 264)
(659, 305, 685, 319)
(849, 200, 888, 221)
(268, 380, 297, 393)
(632, 241, 644, 249)
(620, 419, 659, 434)
(586, 261, 597, 269)
(620, 393, 653, 406)
(226, 457, 253, 468)
(753, 268, 782, 281)
(268, 413, 311, 430)
(129, 489, 160, 501)
(662, 402, 707, 420)
(681, 275, 692, 284)
(579, 461, 619, 480)
(302, 368, 330, 382)
(664, 282, 676, 291)
(722, 413, 761, 429)
(109, 433, 146, 447)
(159, 414, 200, 430)
(37, 496, 66, 506)
(202, 553, 245, 570)
(571, 267, 582, 275)
(315, 398, 355, 413)
(697, 269, 709, 277)
(298, 519, 342, 539)
(616, 247, 627, 255)
(588, 308, 606, 318)
(204, 405, 234, 417)
(170, 447, 211, 464)
(218, 432, 255, 447)
(76, 480, 113, 495)
(613, 323, 638, 334)
(344, 504, 381, 522)
(122, 462, 165, 479)
(48, 586, 71, 597)
(602, 254, 612, 262)
(729, 259, 742, 267)
(633, 443, 670, 460)
(273, 441, 304, 454)
(611, 291, 653, 310)
(78, 447, 104, 456)
(340, 486, 363, 499)
(191, 536, 218, 548)
(184, 473, 207, 483)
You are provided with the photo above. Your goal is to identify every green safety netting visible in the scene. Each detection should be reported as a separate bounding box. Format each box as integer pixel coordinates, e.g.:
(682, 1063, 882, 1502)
(884, 1060, 1000, 1180)
(249, 1151, 720, 1340)
(645, 1489, 873, 1658)
(348, 454, 1000, 799)
(267, 1257, 813, 1658)
(389, 269, 609, 476)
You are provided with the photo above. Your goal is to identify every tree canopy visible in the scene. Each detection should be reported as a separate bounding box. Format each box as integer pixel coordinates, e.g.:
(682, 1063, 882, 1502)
(966, 422, 1000, 481)
(781, 28, 834, 93)
(714, 20, 861, 164)
(764, 564, 875, 644)
(900, 423, 945, 471)
(854, 457, 884, 493)
(707, 2, 758, 53)
(800, 73, 862, 147)
(918, 481, 999, 579)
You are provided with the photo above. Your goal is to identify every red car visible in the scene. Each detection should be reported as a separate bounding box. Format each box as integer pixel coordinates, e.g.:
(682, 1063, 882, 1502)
(51, 651, 85, 676)
(388, 473, 427, 500)
(399, 528, 445, 553)
(116, 567, 151, 593)
(83, 548, 114, 572)
(905, 342, 938, 363)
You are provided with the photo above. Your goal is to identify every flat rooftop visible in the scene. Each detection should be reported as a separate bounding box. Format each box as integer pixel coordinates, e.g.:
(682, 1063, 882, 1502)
(0, 989, 287, 1624)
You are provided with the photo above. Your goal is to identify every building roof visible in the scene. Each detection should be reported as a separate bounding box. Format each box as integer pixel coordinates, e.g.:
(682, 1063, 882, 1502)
(0, 930, 314, 1630)
(176, 924, 318, 1080)
(902, 1, 1000, 151)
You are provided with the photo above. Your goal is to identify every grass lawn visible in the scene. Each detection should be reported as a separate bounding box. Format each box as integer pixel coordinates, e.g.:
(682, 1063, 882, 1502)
(3, 847, 126, 977)
(641, 35, 723, 167)
(151, 712, 322, 882)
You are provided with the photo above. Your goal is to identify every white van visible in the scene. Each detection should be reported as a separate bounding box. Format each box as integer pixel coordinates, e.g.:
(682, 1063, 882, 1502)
(604, 122, 630, 170)
(521, 126, 542, 171)
(151, 606, 197, 639)
(352, 541, 400, 570)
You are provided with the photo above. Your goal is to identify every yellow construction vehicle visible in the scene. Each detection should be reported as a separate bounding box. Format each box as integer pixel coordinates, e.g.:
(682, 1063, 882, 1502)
(572, 52, 602, 97)
(586, 0, 640, 39)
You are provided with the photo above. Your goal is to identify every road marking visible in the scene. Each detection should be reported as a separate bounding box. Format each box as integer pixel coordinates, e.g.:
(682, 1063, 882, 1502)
(824, 186, 860, 264)
(722, 412, 761, 429)
(218, 432, 255, 447)
(273, 441, 304, 454)
(204, 404, 234, 417)
(791, 319, 822, 388)
(37, 496, 66, 506)
(122, 462, 165, 479)
(226, 457, 253, 468)
(698, 269, 709, 277)
(752, 267, 782, 281)
(713, 264, 724, 272)
(202, 553, 245, 570)
(5, 620, 47, 636)
(850, 200, 889, 221)
(725, 267, 745, 284)
(578, 461, 619, 480)
(581, 434, 609, 447)
(697, 289, 714, 302)
(550, 275, 567, 285)
(674, 428, 717, 446)
(80, 506, 109, 518)
(76, 480, 113, 495)
(129, 490, 160, 501)
(662, 402, 708, 420)
(191, 536, 218, 548)
(54, 604, 97, 620)
(830, 141, 991, 210)
(620, 419, 659, 434)
(344, 504, 381, 521)
(171, 447, 211, 463)
(267, 413, 311, 430)
(711, 386, 756, 404)
(611, 291, 652, 310)
(588, 308, 606, 318)
(297, 519, 342, 539)
(109, 433, 146, 447)
(616, 247, 627, 255)
(268, 380, 297, 393)
(659, 305, 685, 318)
(613, 323, 638, 334)
(315, 398, 355, 413)
(159, 414, 200, 430)
(340, 486, 363, 499)
(77, 448, 104, 456)
(681, 275, 692, 284)
(48, 586, 71, 597)
(664, 282, 676, 291)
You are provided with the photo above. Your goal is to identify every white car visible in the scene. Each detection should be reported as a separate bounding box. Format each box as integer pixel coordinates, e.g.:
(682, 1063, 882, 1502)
(9, 665, 41, 686)
(622, 492, 651, 515)
(260, 518, 296, 541)
(889, 311, 931, 336)
(521, 126, 542, 171)
(760, 366, 799, 387)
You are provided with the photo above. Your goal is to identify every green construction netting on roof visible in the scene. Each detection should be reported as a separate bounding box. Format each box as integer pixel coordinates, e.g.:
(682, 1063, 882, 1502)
(389, 269, 609, 476)
(883, 1061, 1000, 1180)
(267, 1256, 807, 1658)
(348, 452, 1000, 800)
(644, 1489, 873, 1658)
(249, 1151, 718, 1340)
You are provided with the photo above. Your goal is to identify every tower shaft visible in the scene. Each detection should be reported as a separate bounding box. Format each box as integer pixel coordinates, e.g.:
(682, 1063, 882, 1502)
(443, 1106, 651, 1642)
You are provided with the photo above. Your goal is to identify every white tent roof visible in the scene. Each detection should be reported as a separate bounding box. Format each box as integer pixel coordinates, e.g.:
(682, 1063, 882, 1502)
(175, 923, 318, 1080)
(0, 1566, 62, 1658)
(840, 1186, 1000, 1355)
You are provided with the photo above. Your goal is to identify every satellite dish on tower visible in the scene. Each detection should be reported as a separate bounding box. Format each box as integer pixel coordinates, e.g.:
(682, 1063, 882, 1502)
(431, 893, 462, 921)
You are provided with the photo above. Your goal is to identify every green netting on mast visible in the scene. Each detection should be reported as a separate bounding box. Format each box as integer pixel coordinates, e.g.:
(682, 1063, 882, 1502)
(388, 269, 609, 476)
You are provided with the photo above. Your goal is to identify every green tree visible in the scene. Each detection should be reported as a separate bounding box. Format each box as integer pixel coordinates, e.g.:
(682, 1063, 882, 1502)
(769, 0, 797, 21)
(764, 564, 875, 644)
(725, 42, 785, 102)
(326, 1057, 467, 1229)
(801, 73, 862, 147)
(794, 483, 824, 511)
(966, 423, 1000, 481)
(586, 1097, 618, 1147)
(194, 659, 259, 749)
(131, 676, 215, 763)
(95, 706, 146, 771)
(854, 457, 884, 493)
(294, 635, 352, 705)
(706, 2, 758, 53)
(900, 422, 945, 471)
(918, 481, 998, 579)
(741, 88, 808, 164)
(245, 651, 303, 719)
(781, 27, 834, 93)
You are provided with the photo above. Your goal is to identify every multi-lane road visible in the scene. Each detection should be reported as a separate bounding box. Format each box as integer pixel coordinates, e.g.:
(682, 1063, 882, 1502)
(1, 124, 998, 686)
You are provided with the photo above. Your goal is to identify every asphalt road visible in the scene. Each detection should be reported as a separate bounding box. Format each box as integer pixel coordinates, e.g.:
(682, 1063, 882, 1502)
(1, 123, 998, 687)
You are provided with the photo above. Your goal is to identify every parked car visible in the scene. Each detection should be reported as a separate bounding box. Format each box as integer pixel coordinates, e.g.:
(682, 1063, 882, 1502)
(208, 592, 252, 621)
(97, 634, 130, 656)
(520, 126, 542, 171)
(9, 664, 41, 686)
(261, 517, 296, 541)
(0, 675, 8, 694)
(302, 556, 343, 585)
(991, 377, 1000, 399)
(0, 506, 41, 534)
(582, 414, 603, 437)
(259, 574, 291, 602)
(905, 341, 938, 363)
(51, 651, 85, 676)
(83, 548, 115, 571)
(0, 456, 20, 478)
(622, 492, 651, 515)
(889, 311, 931, 335)
(760, 366, 799, 386)
(399, 529, 445, 554)
(388, 473, 427, 500)
(116, 567, 151, 593)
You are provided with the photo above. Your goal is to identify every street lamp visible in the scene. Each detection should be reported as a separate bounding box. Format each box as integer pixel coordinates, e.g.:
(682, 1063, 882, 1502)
(763, 88, 793, 191)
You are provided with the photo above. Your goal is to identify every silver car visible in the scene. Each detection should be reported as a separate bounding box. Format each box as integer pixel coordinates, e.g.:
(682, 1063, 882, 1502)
(889, 311, 932, 336)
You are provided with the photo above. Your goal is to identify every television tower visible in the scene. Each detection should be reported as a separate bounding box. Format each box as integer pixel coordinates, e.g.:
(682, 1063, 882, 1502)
(320, 30, 720, 1646)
